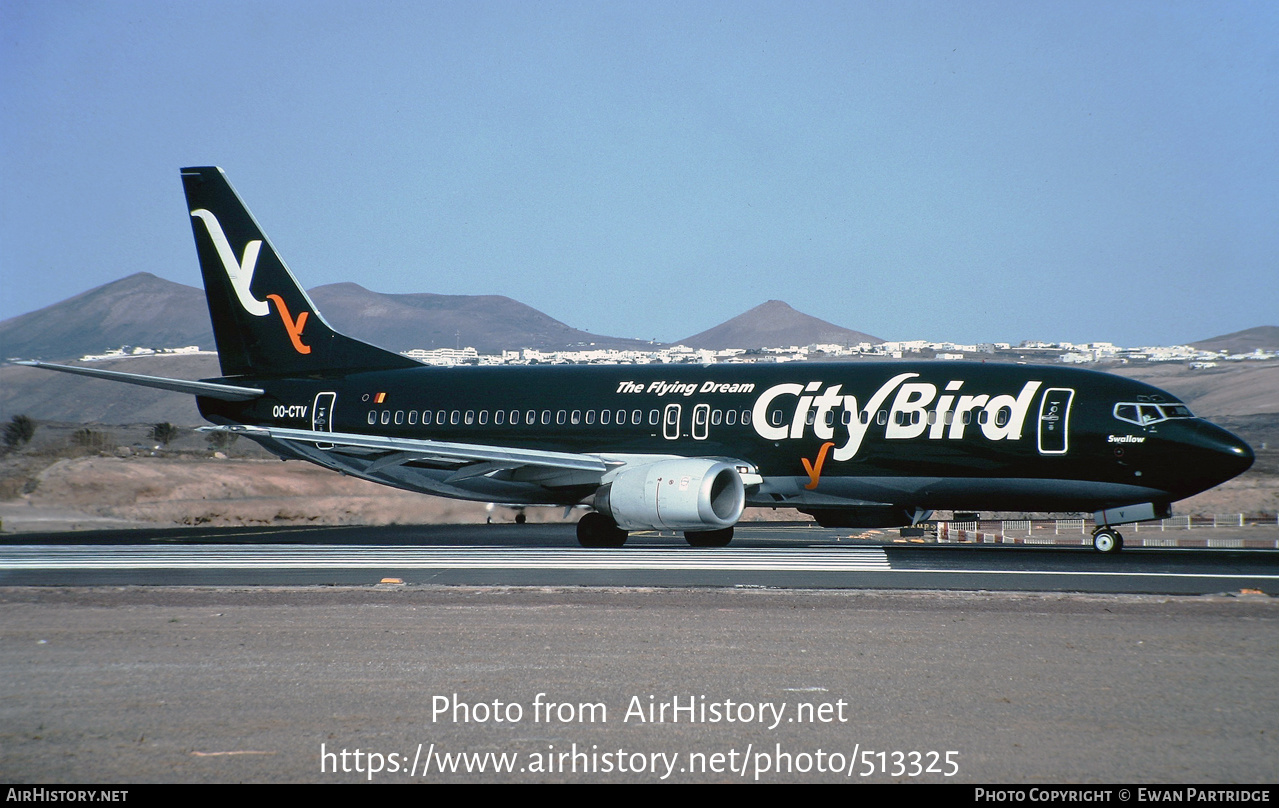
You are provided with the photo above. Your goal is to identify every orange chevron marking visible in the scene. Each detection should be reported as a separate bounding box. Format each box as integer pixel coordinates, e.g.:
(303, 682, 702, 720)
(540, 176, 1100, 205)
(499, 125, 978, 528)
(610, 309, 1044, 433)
(801, 441, 836, 490)
(266, 294, 311, 355)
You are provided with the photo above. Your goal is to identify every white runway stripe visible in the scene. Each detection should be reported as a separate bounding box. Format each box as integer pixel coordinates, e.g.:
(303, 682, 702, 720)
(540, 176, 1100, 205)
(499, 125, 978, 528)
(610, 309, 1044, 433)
(0, 545, 891, 572)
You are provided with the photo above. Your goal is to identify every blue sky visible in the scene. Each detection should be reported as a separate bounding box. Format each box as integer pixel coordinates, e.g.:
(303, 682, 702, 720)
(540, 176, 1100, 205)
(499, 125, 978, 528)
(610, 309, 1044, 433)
(2, 1, 1275, 346)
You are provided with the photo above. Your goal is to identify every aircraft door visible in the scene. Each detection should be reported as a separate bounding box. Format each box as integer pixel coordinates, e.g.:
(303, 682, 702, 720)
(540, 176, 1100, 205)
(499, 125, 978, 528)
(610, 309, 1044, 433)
(692, 403, 710, 440)
(313, 391, 336, 450)
(663, 403, 681, 440)
(1037, 388, 1073, 455)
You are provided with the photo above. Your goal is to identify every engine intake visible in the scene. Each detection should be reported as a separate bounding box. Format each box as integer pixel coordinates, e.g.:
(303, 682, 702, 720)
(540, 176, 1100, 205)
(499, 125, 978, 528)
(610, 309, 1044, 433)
(595, 458, 745, 531)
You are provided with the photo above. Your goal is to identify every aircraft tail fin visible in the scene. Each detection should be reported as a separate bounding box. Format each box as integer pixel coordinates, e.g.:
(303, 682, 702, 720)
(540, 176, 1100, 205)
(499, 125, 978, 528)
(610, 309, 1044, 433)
(180, 167, 419, 377)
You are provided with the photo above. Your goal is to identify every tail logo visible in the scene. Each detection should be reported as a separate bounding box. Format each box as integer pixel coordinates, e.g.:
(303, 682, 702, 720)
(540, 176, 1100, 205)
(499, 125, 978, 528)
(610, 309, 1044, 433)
(191, 208, 310, 355)
(190, 209, 269, 316)
(266, 294, 311, 354)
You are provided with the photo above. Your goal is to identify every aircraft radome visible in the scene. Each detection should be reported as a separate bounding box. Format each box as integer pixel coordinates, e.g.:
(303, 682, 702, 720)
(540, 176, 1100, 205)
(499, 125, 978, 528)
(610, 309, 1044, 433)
(22, 167, 1255, 552)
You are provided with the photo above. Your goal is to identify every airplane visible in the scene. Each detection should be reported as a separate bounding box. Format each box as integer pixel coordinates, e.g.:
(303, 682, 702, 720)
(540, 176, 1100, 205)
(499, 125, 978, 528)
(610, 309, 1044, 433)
(21, 167, 1255, 552)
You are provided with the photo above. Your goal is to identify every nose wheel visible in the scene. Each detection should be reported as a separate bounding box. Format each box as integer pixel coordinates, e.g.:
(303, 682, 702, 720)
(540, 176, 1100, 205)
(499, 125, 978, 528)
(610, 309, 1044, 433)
(1091, 528, 1124, 554)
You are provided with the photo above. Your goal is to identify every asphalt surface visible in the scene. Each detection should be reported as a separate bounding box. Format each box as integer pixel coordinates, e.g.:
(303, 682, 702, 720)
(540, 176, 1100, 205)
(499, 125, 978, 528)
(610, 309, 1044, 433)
(1, 585, 1275, 783)
(1, 523, 1276, 784)
(1, 523, 1276, 594)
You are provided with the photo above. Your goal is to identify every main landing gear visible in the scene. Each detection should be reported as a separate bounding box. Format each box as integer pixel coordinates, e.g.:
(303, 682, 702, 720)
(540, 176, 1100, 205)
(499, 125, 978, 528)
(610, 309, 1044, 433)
(684, 527, 734, 547)
(574, 515, 736, 548)
(1091, 527, 1124, 554)
(576, 512, 628, 548)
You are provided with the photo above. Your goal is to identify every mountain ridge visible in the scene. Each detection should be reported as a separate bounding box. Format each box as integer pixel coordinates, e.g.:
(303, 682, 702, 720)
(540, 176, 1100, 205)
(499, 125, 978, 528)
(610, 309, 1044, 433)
(2, 274, 889, 360)
(677, 300, 882, 350)
(1191, 326, 1279, 354)
(2, 272, 1270, 362)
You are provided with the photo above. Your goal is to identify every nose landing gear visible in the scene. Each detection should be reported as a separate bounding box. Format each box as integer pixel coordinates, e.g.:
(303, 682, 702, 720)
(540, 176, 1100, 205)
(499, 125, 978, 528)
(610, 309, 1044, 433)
(1091, 527, 1124, 554)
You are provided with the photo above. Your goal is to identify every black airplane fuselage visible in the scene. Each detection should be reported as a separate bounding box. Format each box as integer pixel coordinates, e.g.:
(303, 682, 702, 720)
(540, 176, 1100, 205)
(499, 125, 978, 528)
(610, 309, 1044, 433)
(197, 359, 1252, 518)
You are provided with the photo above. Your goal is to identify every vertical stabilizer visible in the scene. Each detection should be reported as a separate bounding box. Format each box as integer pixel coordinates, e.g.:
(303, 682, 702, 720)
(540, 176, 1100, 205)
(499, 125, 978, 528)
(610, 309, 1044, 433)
(180, 167, 418, 376)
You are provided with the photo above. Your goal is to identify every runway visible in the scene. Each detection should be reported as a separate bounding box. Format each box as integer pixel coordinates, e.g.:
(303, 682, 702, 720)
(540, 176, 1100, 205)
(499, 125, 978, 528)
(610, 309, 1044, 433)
(2, 523, 1276, 593)
(3, 523, 1277, 783)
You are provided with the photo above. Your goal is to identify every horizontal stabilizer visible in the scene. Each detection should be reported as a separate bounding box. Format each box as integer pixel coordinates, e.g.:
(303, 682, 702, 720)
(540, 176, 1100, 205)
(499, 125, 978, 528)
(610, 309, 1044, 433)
(16, 361, 264, 402)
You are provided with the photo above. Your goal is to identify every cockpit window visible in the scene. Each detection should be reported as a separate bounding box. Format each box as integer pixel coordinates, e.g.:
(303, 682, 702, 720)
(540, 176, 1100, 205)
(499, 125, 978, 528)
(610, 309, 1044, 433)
(1113, 402, 1195, 426)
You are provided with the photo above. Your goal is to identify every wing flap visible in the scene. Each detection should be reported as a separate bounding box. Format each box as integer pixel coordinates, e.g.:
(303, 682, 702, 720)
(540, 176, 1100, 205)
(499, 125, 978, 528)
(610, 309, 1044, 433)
(210, 424, 611, 474)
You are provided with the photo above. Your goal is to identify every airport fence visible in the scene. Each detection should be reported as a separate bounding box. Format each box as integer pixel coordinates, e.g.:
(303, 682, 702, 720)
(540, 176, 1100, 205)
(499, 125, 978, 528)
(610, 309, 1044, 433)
(933, 513, 1276, 546)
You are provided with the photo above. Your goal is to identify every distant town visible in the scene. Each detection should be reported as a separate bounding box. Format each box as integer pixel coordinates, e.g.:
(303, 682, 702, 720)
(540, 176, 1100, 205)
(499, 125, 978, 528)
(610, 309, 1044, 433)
(79, 339, 1278, 368)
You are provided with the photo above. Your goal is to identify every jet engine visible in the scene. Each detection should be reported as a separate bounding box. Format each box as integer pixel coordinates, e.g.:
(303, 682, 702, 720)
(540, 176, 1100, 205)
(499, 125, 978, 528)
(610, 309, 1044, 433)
(594, 458, 745, 531)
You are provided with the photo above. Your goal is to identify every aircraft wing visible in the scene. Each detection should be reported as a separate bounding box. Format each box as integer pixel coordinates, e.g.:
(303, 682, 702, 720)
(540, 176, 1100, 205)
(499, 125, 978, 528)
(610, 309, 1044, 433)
(16, 361, 264, 402)
(209, 424, 612, 476)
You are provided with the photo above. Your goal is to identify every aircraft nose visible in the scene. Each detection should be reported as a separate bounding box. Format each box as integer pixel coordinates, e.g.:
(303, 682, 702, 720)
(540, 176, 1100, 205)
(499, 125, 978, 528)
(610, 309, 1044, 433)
(1187, 423, 1254, 489)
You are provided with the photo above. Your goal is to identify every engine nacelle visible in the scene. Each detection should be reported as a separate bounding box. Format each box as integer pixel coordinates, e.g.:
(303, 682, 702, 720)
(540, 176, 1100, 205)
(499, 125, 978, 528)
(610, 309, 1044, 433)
(594, 458, 745, 531)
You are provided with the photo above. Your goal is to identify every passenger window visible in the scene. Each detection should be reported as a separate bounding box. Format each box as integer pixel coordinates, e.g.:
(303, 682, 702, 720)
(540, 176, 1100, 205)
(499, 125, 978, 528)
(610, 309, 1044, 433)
(631, 410, 642, 425)
(527, 410, 537, 425)
(648, 410, 659, 426)
(478, 410, 488, 425)
(585, 410, 595, 425)
(771, 410, 784, 427)
(436, 410, 445, 425)
(725, 410, 736, 425)
(711, 410, 722, 426)
(541, 410, 551, 425)
(408, 410, 417, 425)
(571, 410, 581, 425)
(381, 411, 390, 425)
(995, 408, 1009, 427)
(367, 411, 376, 425)
(450, 411, 460, 425)
(741, 411, 751, 426)
(860, 411, 870, 425)
(395, 410, 404, 425)
(806, 411, 816, 425)
(422, 411, 432, 425)
(556, 410, 565, 425)
(495, 410, 505, 425)
(601, 410, 611, 425)
(616, 409, 626, 424)
(464, 410, 474, 425)
(876, 410, 887, 426)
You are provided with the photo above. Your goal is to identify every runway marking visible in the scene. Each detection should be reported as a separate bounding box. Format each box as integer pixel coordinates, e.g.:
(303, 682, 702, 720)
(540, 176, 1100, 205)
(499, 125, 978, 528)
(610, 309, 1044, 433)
(0, 545, 892, 572)
(887, 568, 1279, 581)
